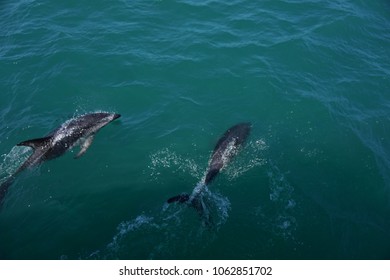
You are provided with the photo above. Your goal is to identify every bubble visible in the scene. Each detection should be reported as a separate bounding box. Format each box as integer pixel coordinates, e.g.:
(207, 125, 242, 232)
(107, 215, 157, 252)
(147, 147, 203, 181)
(0, 145, 32, 180)
(256, 162, 298, 241)
(225, 139, 268, 180)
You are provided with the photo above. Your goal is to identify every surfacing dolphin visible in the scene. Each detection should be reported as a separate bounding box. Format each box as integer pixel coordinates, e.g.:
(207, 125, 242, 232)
(166, 122, 251, 225)
(0, 112, 121, 204)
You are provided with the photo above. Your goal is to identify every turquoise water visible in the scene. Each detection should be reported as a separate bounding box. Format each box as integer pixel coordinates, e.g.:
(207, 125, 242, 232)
(1, 0, 390, 259)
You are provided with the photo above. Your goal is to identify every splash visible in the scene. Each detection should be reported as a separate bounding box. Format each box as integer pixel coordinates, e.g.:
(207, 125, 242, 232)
(256, 162, 298, 241)
(203, 187, 231, 227)
(107, 215, 158, 252)
(0, 145, 31, 181)
(89, 183, 232, 259)
(148, 139, 267, 227)
(88, 203, 227, 259)
(152, 189, 231, 258)
(148, 147, 203, 180)
(147, 142, 258, 228)
(162, 184, 231, 230)
(225, 138, 268, 180)
(148, 139, 268, 183)
(84, 141, 265, 259)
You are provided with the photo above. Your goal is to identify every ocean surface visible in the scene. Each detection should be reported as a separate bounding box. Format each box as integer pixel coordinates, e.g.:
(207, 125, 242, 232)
(1, 0, 390, 260)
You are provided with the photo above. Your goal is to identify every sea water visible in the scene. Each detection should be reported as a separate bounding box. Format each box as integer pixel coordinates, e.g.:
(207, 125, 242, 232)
(0, 0, 390, 259)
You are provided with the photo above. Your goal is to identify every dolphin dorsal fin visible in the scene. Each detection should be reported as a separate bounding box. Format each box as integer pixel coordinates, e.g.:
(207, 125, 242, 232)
(16, 136, 52, 150)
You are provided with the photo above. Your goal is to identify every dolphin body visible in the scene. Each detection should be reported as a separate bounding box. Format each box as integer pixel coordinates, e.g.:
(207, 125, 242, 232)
(0, 112, 121, 204)
(167, 122, 251, 224)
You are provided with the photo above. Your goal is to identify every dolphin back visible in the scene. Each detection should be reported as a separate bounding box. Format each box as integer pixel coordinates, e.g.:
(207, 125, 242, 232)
(205, 122, 251, 185)
(212, 122, 251, 154)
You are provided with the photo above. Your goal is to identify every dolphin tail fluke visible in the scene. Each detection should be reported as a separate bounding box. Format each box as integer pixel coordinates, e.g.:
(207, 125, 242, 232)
(190, 196, 213, 228)
(167, 193, 190, 204)
(0, 176, 16, 206)
(167, 192, 213, 228)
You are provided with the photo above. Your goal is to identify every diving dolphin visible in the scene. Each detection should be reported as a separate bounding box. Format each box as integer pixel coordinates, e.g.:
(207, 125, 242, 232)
(167, 122, 251, 223)
(0, 112, 121, 204)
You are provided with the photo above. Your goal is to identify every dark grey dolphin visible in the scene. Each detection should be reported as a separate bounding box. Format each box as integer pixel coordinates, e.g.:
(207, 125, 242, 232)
(167, 122, 251, 223)
(0, 112, 121, 204)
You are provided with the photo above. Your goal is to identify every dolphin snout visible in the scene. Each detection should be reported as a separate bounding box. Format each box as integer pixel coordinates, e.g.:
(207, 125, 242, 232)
(112, 113, 121, 120)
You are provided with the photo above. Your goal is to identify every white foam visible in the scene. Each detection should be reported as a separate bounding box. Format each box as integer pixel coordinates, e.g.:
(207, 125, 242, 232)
(0, 145, 31, 179)
(256, 162, 298, 241)
(225, 138, 268, 180)
(147, 147, 203, 181)
(107, 215, 157, 252)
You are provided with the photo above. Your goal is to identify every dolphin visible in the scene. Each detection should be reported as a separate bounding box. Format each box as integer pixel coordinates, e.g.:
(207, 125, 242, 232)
(0, 112, 121, 204)
(166, 122, 251, 224)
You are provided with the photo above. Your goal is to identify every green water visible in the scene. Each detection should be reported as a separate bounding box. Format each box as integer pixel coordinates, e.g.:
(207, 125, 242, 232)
(0, 0, 390, 259)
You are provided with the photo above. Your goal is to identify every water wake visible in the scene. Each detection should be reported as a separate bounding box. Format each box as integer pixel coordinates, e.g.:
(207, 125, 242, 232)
(0, 146, 31, 181)
(256, 162, 297, 241)
(225, 139, 268, 180)
(84, 138, 267, 259)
